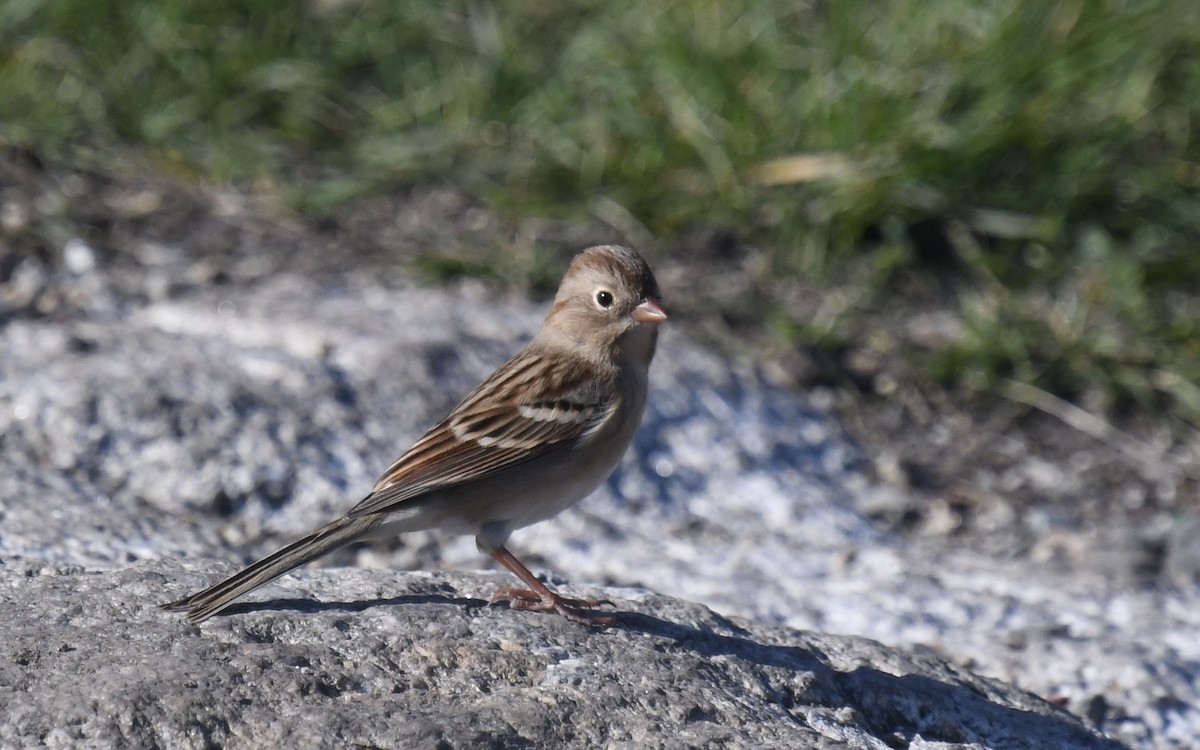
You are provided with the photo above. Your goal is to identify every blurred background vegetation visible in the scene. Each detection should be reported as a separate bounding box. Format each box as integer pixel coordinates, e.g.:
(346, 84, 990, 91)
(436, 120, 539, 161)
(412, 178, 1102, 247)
(2, 0, 1198, 426)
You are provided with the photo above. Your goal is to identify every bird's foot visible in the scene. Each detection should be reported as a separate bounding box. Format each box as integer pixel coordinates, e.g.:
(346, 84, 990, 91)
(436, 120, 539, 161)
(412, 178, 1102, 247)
(489, 585, 615, 626)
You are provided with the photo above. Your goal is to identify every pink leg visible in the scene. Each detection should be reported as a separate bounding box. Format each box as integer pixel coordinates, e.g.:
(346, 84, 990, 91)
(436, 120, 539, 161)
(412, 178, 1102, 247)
(488, 545, 614, 626)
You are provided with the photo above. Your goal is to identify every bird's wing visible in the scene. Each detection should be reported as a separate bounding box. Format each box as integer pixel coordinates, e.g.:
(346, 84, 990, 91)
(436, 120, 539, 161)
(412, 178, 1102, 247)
(346, 349, 617, 518)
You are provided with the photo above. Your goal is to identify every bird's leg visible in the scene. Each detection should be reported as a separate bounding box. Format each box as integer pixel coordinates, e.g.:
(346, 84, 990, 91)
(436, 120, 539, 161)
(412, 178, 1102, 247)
(487, 545, 614, 626)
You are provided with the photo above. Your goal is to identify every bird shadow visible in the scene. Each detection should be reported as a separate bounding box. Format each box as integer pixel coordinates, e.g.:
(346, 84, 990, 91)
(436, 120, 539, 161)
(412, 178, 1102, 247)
(614, 609, 1126, 750)
(213, 591, 490, 618)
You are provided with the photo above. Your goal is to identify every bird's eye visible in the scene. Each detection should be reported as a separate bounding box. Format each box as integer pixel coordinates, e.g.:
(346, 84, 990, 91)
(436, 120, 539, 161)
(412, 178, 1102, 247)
(595, 290, 614, 309)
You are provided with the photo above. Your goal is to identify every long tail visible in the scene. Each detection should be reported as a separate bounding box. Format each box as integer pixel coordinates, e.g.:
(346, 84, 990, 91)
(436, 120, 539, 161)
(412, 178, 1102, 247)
(161, 516, 379, 624)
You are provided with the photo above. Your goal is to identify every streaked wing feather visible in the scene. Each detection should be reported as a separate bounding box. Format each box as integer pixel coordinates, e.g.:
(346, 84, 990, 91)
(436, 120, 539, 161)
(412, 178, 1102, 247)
(346, 350, 616, 518)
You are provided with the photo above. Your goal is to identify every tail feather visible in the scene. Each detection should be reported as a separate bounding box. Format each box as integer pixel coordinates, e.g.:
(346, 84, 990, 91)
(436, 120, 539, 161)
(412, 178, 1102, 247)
(161, 516, 377, 624)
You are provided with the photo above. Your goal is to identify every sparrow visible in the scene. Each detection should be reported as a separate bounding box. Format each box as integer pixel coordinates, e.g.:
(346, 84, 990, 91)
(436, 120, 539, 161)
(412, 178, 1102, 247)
(162, 245, 666, 626)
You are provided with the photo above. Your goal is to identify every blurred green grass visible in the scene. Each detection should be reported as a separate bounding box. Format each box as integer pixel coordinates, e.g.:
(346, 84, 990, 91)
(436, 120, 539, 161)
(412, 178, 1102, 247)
(2, 0, 1198, 422)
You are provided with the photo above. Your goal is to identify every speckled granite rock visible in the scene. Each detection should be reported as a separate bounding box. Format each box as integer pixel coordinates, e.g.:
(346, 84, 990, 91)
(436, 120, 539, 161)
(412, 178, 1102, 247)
(0, 263, 1190, 748)
(0, 562, 1118, 750)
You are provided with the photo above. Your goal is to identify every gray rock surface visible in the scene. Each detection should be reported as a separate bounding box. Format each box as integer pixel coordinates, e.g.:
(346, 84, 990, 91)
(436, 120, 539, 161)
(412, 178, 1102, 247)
(1, 561, 1116, 750)
(0, 260, 1191, 748)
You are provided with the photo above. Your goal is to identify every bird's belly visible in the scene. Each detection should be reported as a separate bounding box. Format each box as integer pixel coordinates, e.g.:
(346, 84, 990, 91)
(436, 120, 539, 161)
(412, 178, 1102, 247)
(438, 443, 620, 533)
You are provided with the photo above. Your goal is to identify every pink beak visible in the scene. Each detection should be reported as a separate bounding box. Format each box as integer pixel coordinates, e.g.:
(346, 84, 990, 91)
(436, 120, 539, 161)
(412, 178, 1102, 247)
(631, 297, 668, 324)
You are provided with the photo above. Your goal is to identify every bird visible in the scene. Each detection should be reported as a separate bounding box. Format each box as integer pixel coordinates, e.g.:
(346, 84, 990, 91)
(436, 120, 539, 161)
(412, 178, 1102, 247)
(162, 245, 666, 626)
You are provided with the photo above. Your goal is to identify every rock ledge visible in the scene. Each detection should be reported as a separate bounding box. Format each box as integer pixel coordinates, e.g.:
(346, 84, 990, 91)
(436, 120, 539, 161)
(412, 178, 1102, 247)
(0, 561, 1120, 750)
